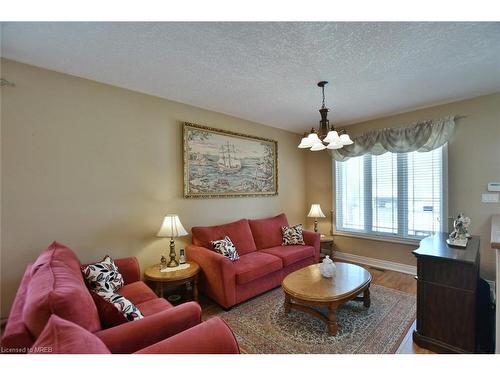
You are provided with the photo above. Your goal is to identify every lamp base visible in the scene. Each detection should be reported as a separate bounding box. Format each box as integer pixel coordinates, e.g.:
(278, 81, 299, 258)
(314, 219, 319, 233)
(167, 239, 179, 268)
(167, 259, 179, 268)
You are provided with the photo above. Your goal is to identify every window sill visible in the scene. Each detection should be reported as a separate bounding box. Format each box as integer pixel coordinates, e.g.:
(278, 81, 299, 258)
(332, 231, 420, 246)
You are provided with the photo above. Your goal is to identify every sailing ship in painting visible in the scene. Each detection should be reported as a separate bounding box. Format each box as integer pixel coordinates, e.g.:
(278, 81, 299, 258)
(217, 142, 242, 173)
(184, 124, 277, 196)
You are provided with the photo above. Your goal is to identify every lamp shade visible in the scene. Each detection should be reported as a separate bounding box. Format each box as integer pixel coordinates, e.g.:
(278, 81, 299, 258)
(157, 214, 188, 238)
(326, 140, 343, 150)
(339, 133, 354, 145)
(310, 142, 326, 151)
(307, 204, 326, 218)
(323, 130, 340, 144)
(307, 132, 321, 144)
(298, 134, 312, 148)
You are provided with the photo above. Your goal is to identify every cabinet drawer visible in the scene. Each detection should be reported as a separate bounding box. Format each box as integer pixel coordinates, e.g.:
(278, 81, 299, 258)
(417, 258, 477, 290)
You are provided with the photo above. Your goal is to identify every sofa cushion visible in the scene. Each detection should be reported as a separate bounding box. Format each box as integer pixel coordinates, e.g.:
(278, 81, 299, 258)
(0, 264, 35, 350)
(23, 258, 101, 338)
(136, 298, 173, 316)
(192, 219, 257, 255)
(31, 241, 82, 276)
(249, 213, 289, 250)
(32, 315, 110, 354)
(119, 281, 159, 305)
(259, 245, 316, 267)
(234, 252, 283, 285)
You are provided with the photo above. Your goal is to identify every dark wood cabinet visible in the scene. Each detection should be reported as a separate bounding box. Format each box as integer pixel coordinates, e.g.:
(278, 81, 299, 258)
(413, 232, 480, 353)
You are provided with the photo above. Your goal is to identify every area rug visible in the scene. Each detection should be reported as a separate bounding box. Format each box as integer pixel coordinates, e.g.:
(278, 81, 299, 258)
(217, 285, 416, 353)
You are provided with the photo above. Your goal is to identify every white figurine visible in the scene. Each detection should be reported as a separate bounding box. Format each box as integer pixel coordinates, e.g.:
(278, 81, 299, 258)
(449, 213, 471, 240)
(319, 255, 336, 278)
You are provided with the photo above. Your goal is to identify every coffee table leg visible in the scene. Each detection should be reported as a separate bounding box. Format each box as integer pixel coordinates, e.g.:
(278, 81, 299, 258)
(328, 303, 338, 336)
(284, 293, 291, 313)
(363, 287, 371, 308)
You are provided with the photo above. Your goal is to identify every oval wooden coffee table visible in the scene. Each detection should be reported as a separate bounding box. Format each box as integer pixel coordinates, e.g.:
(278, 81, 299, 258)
(282, 262, 371, 336)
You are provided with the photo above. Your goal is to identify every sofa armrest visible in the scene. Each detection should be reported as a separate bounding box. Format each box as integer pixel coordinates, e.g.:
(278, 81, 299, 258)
(186, 244, 236, 308)
(303, 230, 321, 262)
(114, 257, 140, 284)
(95, 301, 201, 353)
(135, 317, 239, 354)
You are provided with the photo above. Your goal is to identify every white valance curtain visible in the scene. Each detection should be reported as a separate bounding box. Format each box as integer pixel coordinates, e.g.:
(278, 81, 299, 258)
(331, 116, 456, 161)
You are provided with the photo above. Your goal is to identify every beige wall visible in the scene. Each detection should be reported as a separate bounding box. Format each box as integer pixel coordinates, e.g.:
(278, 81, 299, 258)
(305, 151, 333, 234)
(308, 93, 500, 279)
(0, 59, 308, 317)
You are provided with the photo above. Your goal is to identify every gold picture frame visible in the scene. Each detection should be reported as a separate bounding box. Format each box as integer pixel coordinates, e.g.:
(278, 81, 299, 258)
(183, 122, 278, 198)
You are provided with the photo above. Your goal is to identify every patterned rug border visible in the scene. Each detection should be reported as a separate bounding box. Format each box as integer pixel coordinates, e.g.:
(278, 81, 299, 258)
(369, 284, 415, 354)
(217, 284, 416, 354)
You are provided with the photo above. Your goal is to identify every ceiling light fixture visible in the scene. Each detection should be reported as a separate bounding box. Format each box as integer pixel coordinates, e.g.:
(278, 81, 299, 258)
(298, 81, 353, 151)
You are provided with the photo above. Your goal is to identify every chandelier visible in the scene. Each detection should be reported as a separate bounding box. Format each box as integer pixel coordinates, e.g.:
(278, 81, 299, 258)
(298, 81, 353, 151)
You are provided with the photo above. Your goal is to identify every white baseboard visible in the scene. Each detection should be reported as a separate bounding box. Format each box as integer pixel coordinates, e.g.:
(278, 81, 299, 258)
(333, 250, 417, 275)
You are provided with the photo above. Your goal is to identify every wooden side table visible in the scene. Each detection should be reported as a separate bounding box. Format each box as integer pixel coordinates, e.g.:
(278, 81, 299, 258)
(319, 235, 334, 259)
(144, 261, 200, 302)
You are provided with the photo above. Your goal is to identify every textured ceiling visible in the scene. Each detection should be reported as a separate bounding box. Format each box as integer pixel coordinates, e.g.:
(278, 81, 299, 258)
(2, 22, 500, 132)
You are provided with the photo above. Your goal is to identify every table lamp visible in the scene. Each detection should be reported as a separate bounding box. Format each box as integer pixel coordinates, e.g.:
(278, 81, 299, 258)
(157, 214, 188, 268)
(307, 204, 326, 233)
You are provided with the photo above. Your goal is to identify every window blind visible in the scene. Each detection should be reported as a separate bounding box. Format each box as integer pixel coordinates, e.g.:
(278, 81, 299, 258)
(335, 145, 446, 241)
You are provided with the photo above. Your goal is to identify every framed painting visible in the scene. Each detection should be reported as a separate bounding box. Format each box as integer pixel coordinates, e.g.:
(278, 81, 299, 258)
(183, 122, 278, 198)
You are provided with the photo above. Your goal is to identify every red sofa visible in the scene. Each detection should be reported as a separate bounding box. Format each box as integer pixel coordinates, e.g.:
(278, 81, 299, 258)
(1, 241, 239, 354)
(187, 213, 320, 309)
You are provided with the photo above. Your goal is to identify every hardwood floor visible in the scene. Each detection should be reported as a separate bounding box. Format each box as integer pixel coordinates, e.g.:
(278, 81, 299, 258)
(199, 264, 435, 354)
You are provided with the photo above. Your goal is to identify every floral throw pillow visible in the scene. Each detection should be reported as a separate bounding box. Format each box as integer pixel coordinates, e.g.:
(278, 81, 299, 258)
(211, 236, 240, 261)
(81, 256, 143, 322)
(282, 224, 306, 245)
(81, 255, 124, 293)
(100, 292, 144, 322)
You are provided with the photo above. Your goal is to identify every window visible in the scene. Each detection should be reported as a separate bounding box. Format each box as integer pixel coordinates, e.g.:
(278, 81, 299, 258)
(335, 145, 446, 241)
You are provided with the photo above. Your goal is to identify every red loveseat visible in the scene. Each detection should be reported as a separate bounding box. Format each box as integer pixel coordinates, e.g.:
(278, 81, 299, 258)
(187, 213, 320, 309)
(1, 241, 239, 354)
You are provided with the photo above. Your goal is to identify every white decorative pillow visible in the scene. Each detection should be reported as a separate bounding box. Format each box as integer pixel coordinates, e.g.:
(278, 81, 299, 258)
(101, 292, 144, 321)
(82, 255, 144, 322)
(282, 224, 306, 245)
(211, 236, 240, 261)
(81, 255, 124, 293)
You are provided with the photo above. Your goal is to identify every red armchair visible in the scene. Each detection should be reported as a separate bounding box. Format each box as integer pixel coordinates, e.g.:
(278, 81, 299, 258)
(1, 242, 239, 354)
(187, 214, 320, 309)
(31, 314, 239, 354)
